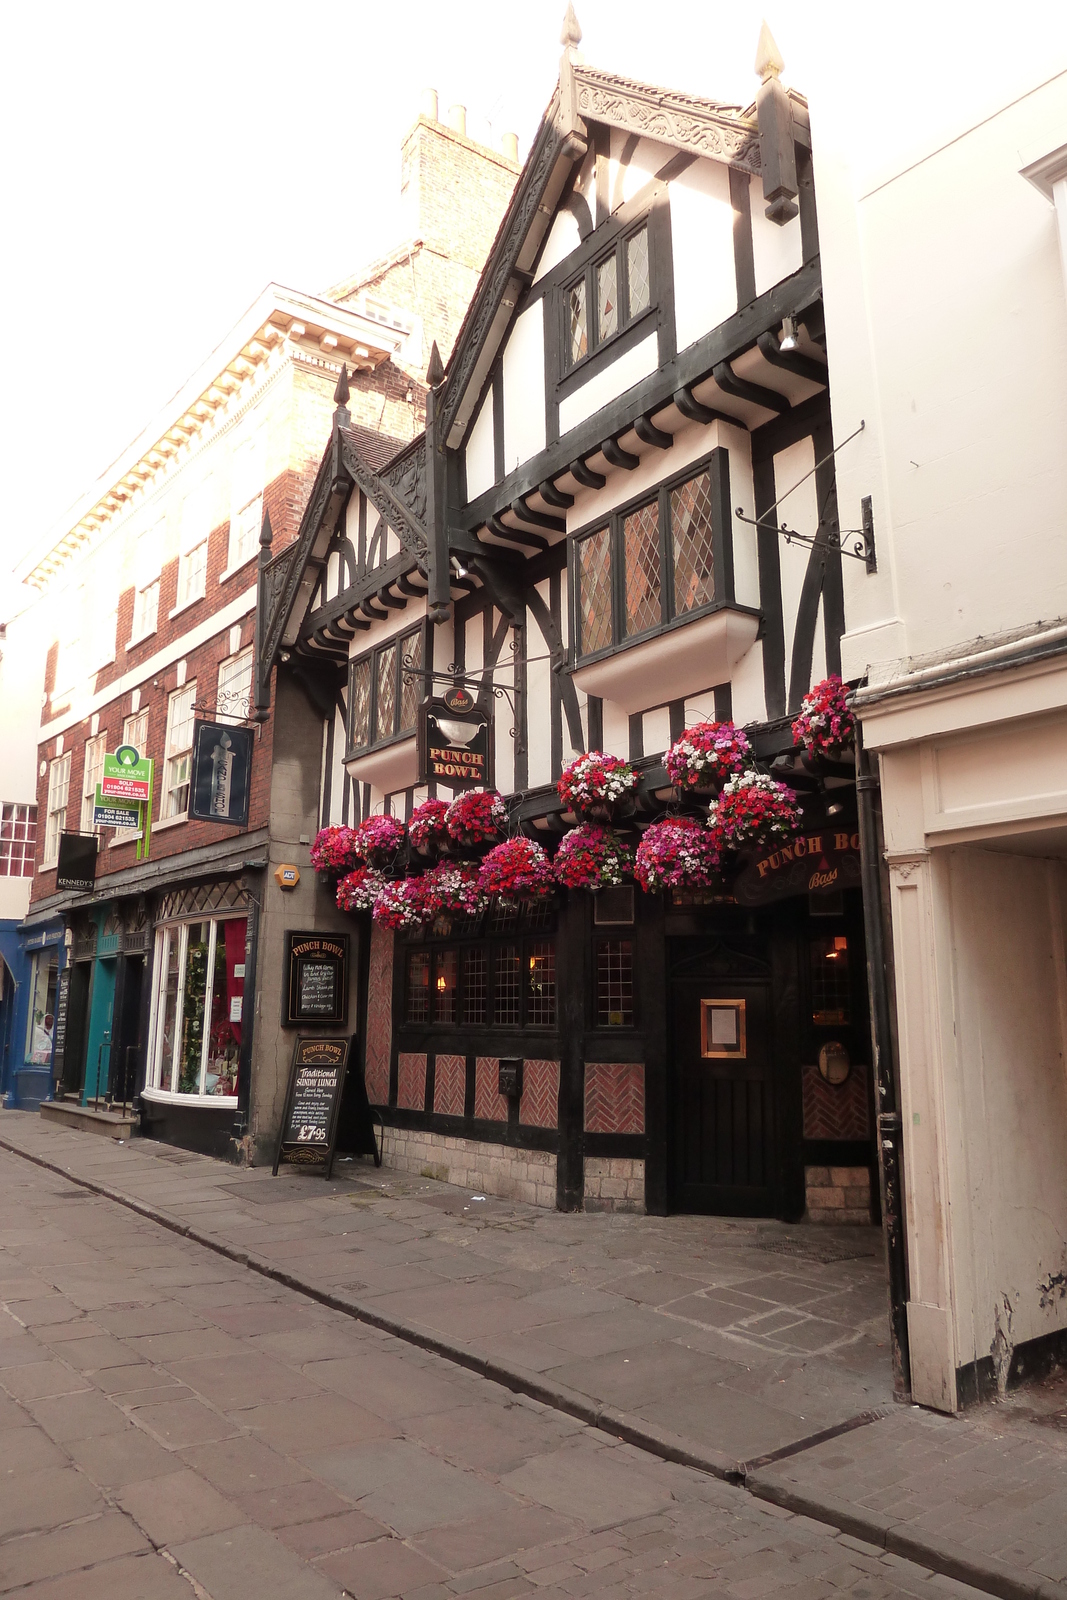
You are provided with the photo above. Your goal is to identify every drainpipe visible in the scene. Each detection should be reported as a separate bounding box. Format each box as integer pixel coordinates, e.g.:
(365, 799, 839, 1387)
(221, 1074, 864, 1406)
(233, 870, 263, 1161)
(855, 726, 911, 1397)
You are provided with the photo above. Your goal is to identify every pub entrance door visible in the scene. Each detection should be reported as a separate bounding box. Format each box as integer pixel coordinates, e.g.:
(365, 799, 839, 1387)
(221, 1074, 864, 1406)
(667, 941, 781, 1216)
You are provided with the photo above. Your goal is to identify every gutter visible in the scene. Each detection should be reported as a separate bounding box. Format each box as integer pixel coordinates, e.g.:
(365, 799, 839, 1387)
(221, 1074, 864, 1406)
(853, 624, 1067, 711)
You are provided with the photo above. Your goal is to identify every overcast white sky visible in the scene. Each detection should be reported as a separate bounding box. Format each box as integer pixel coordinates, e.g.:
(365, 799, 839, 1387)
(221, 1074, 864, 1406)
(3, 0, 1066, 616)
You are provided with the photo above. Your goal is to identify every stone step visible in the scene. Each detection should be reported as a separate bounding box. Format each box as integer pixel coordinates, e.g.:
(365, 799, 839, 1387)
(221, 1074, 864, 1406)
(39, 1101, 138, 1140)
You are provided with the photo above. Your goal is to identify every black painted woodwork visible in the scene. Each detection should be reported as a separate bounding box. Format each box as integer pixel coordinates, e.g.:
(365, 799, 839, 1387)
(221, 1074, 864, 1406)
(713, 359, 790, 415)
(601, 436, 640, 471)
(729, 166, 756, 306)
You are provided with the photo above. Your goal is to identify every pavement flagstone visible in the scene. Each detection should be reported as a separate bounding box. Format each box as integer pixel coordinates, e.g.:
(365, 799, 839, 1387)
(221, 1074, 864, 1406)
(0, 1109, 1065, 1598)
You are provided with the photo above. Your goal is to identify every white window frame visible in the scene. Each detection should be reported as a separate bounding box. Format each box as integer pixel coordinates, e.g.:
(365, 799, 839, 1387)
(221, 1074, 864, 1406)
(0, 803, 37, 878)
(175, 541, 208, 610)
(131, 576, 160, 644)
(216, 646, 253, 725)
(227, 431, 264, 574)
(163, 683, 196, 820)
(144, 912, 244, 1103)
(44, 753, 71, 866)
(81, 733, 107, 833)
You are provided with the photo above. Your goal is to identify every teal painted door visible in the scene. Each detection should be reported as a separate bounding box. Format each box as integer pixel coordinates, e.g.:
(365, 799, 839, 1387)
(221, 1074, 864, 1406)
(82, 958, 116, 1104)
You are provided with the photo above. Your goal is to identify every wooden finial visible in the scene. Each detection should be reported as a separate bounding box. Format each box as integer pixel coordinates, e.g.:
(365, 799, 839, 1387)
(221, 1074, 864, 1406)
(259, 507, 274, 549)
(426, 341, 445, 387)
(560, 2, 582, 48)
(333, 362, 351, 407)
(755, 20, 785, 82)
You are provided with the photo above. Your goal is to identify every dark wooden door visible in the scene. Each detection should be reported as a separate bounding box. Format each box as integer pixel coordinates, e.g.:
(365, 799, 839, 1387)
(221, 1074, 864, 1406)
(669, 968, 778, 1215)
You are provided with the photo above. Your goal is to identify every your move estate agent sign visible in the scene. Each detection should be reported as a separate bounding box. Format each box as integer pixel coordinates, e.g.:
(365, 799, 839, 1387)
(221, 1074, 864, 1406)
(99, 744, 154, 859)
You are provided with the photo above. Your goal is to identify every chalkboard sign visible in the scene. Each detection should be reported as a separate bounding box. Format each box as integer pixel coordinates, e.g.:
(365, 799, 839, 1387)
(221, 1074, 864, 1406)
(283, 931, 348, 1026)
(51, 968, 71, 1083)
(273, 1035, 351, 1177)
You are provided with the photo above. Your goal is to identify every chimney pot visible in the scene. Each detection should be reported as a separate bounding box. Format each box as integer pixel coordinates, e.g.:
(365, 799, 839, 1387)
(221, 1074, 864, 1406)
(420, 88, 439, 121)
(448, 103, 467, 136)
(501, 131, 519, 162)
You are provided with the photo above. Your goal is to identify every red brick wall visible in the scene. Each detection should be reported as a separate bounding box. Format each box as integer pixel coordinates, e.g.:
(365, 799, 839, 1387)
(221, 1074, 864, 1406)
(584, 1063, 646, 1135)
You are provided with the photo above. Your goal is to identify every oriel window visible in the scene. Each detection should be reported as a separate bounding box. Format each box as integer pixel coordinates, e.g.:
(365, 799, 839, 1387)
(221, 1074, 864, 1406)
(348, 625, 424, 755)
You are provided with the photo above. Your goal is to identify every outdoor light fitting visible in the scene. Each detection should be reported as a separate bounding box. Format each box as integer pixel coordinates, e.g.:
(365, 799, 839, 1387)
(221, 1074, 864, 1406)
(779, 316, 799, 352)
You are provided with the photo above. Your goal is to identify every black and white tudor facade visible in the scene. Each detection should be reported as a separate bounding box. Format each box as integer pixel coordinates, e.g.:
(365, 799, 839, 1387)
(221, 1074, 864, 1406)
(254, 36, 879, 1220)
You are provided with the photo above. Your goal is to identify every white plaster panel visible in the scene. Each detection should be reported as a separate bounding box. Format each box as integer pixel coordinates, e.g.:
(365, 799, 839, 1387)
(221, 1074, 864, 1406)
(558, 332, 660, 438)
(533, 209, 582, 283)
(924, 713, 1067, 834)
(601, 697, 630, 761)
(729, 637, 767, 727)
(618, 137, 677, 206)
(465, 391, 496, 502)
(502, 303, 546, 474)
(669, 162, 737, 351)
(724, 430, 758, 608)
(525, 582, 553, 788)
(642, 705, 671, 757)
(749, 174, 805, 296)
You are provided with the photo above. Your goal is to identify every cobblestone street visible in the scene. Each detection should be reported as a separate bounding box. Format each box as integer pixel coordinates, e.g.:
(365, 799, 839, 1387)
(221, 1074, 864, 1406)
(0, 1134, 1017, 1600)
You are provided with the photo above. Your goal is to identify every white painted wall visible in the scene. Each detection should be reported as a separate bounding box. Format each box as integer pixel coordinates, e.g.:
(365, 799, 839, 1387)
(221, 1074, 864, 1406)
(557, 331, 659, 435)
(465, 390, 496, 501)
(670, 161, 738, 348)
(750, 174, 804, 296)
(501, 303, 546, 474)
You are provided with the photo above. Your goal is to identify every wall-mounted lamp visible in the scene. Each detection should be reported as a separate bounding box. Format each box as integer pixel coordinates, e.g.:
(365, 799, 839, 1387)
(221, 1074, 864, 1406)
(826, 801, 845, 817)
(779, 316, 799, 353)
(451, 556, 469, 580)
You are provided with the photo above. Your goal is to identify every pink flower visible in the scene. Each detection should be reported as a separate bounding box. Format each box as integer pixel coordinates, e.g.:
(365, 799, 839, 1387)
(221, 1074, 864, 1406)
(336, 866, 384, 912)
(445, 788, 508, 843)
(478, 838, 555, 901)
(665, 721, 752, 789)
(634, 816, 720, 892)
(557, 751, 637, 810)
(553, 825, 634, 890)
(408, 798, 449, 849)
(711, 771, 801, 852)
(419, 862, 488, 918)
(310, 826, 362, 874)
(792, 676, 855, 757)
(354, 814, 407, 861)
(372, 877, 431, 930)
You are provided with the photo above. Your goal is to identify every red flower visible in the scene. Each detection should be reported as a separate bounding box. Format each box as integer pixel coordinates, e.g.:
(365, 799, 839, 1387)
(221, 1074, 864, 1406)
(634, 816, 719, 892)
(553, 825, 634, 890)
(419, 862, 488, 918)
(310, 826, 362, 875)
(336, 866, 384, 912)
(354, 814, 407, 861)
(664, 721, 752, 789)
(711, 772, 801, 852)
(792, 676, 855, 757)
(478, 838, 555, 901)
(557, 751, 637, 810)
(408, 798, 449, 850)
(445, 788, 508, 844)
(372, 877, 431, 930)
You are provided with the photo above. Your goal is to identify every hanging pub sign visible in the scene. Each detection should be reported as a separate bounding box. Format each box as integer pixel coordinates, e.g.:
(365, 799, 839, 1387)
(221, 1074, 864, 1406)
(189, 722, 254, 827)
(418, 685, 493, 790)
(273, 1035, 351, 1177)
(732, 829, 862, 906)
(283, 930, 348, 1027)
(56, 832, 98, 893)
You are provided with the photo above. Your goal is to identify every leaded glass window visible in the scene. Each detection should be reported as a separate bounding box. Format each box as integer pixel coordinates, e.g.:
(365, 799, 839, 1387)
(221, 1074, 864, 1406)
(350, 658, 371, 749)
(349, 626, 423, 754)
(563, 223, 653, 370)
(578, 527, 612, 656)
(670, 471, 715, 615)
(569, 280, 588, 364)
(623, 502, 662, 638)
(627, 228, 650, 317)
(375, 644, 397, 744)
(597, 254, 618, 341)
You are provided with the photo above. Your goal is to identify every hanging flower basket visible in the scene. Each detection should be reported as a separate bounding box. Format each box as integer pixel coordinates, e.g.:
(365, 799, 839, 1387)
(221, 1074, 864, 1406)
(372, 876, 432, 931)
(419, 862, 488, 919)
(310, 825, 362, 877)
(336, 866, 385, 913)
(635, 816, 720, 892)
(664, 721, 753, 795)
(711, 771, 802, 854)
(407, 798, 450, 856)
(445, 788, 508, 848)
(792, 675, 855, 761)
(557, 751, 638, 822)
(553, 824, 634, 891)
(354, 814, 407, 869)
(478, 837, 555, 903)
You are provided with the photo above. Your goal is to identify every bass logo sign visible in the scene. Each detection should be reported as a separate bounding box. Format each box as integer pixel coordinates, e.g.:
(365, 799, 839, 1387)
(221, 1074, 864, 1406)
(733, 830, 862, 905)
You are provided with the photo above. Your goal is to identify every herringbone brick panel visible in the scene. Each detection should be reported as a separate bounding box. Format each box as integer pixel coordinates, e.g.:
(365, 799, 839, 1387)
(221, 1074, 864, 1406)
(802, 1064, 869, 1140)
(433, 1053, 466, 1117)
(519, 1059, 560, 1129)
(584, 1061, 645, 1134)
(396, 1052, 427, 1112)
(363, 925, 394, 1106)
(474, 1056, 508, 1122)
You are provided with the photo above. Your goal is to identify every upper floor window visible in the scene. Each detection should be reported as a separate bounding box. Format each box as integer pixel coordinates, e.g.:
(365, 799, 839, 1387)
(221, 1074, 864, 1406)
(177, 477, 214, 610)
(0, 804, 37, 877)
(44, 753, 71, 866)
(216, 646, 253, 725)
(565, 223, 651, 370)
(229, 431, 264, 571)
(131, 520, 164, 643)
(81, 733, 107, 834)
(573, 453, 725, 661)
(348, 626, 423, 755)
(176, 542, 208, 609)
(163, 683, 197, 819)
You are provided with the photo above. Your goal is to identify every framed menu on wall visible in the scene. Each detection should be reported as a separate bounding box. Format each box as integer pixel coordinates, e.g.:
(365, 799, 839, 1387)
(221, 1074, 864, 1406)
(283, 931, 348, 1027)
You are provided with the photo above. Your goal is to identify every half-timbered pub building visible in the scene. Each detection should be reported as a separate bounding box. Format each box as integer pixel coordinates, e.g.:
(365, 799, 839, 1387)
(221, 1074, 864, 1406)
(255, 19, 880, 1221)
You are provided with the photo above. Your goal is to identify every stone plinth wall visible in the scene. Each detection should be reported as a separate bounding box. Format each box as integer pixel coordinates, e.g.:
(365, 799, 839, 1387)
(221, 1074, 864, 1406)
(379, 1127, 556, 1209)
(583, 1156, 646, 1214)
(805, 1164, 871, 1224)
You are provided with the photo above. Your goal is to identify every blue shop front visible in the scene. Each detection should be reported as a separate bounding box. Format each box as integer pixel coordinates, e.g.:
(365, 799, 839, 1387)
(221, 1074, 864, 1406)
(1, 916, 66, 1109)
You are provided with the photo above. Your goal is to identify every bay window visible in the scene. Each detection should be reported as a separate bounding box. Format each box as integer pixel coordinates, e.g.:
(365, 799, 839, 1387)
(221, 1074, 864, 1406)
(348, 625, 423, 755)
(572, 450, 731, 660)
(146, 914, 247, 1100)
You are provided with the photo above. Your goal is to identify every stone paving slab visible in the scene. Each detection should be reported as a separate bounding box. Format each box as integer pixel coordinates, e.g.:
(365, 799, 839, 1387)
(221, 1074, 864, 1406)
(0, 1140, 1003, 1600)
(1, 1112, 1066, 1598)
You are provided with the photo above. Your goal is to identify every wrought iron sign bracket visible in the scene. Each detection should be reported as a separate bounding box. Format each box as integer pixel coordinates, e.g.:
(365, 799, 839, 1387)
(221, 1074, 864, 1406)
(733, 508, 875, 565)
(403, 644, 531, 750)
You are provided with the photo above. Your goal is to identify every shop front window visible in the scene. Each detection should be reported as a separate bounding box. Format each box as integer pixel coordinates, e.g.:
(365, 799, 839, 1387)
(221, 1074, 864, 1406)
(26, 951, 58, 1065)
(401, 902, 557, 1030)
(148, 914, 246, 1100)
(810, 933, 850, 1026)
